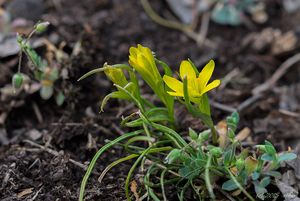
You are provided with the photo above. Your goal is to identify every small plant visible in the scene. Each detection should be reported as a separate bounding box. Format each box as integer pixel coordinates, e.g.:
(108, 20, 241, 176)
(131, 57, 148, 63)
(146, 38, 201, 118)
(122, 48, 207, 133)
(12, 21, 65, 105)
(211, 0, 267, 25)
(78, 44, 296, 200)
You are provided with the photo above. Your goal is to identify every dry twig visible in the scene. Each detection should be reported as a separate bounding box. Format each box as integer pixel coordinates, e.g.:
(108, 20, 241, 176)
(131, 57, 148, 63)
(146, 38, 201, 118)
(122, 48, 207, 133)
(140, 0, 216, 48)
(23, 139, 88, 170)
(252, 53, 300, 95)
(238, 53, 300, 112)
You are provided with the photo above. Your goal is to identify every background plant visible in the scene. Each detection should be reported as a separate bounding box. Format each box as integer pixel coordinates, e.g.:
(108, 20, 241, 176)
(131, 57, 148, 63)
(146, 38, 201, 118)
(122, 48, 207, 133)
(12, 21, 65, 105)
(78, 45, 296, 201)
(211, 0, 267, 25)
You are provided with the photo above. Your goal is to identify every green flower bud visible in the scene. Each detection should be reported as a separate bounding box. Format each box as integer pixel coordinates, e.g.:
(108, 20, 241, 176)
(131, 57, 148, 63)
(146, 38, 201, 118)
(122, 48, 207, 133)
(17, 34, 23, 44)
(226, 112, 239, 132)
(236, 158, 245, 170)
(188, 128, 198, 141)
(12, 73, 23, 89)
(210, 147, 222, 158)
(198, 130, 210, 141)
(227, 128, 235, 139)
(35, 22, 50, 33)
(256, 145, 266, 152)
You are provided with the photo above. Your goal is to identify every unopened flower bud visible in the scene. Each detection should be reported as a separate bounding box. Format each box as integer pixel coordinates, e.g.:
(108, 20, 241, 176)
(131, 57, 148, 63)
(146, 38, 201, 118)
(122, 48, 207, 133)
(210, 147, 222, 157)
(236, 158, 244, 170)
(35, 22, 50, 33)
(12, 73, 23, 89)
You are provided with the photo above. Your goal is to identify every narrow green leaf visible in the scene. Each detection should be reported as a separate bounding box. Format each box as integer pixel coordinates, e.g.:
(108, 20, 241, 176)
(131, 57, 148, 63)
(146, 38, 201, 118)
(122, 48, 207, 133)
(79, 130, 143, 201)
(98, 154, 138, 183)
(198, 94, 211, 116)
(205, 155, 215, 200)
(187, 59, 199, 75)
(155, 59, 172, 76)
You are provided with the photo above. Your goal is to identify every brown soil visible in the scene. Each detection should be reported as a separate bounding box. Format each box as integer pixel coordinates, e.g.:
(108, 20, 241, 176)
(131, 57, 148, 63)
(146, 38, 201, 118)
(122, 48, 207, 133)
(0, 0, 300, 200)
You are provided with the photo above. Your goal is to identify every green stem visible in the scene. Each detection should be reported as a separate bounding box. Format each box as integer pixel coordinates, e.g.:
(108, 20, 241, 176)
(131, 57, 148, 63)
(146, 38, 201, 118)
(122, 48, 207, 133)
(140, 0, 192, 32)
(17, 50, 23, 73)
(211, 126, 218, 145)
(160, 169, 168, 201)
(205, 154, 215, 200)
(226, 168, 255, 201)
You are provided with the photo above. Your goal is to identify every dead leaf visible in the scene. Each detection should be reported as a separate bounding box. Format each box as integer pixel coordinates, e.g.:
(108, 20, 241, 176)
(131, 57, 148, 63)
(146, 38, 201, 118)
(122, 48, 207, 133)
(87, 133, 97, 150)
(245, 156, 258, 175)
(25, 129, 42, 141)
(217, 120, 228, 148)
(243, 28, 298, 55)
(17, 188, 33, 198)
(282, 170, 297, 186)
(235, 127, 251, 141)
(272, 31, 297, 55)
(276, 180, 300, 201)
(286, 152, 300, 180)
(130, 180, 139, 201)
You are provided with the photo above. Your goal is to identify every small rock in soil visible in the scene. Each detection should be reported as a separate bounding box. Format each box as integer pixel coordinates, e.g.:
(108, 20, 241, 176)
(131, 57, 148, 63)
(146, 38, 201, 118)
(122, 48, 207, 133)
(6, 0, 44, 21)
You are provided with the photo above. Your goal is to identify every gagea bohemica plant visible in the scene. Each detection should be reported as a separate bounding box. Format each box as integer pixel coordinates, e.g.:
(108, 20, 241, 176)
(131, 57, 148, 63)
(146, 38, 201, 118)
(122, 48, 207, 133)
(78, 44, 296, 201)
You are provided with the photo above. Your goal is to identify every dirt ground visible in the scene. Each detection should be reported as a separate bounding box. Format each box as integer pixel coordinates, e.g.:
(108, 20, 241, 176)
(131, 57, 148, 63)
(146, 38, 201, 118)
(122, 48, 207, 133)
(0, 0, 300, 200)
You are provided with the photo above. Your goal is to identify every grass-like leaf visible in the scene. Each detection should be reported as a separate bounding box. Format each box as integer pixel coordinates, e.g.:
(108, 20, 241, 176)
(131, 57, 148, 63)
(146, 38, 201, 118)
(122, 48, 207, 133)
(79, 130, 143, 201)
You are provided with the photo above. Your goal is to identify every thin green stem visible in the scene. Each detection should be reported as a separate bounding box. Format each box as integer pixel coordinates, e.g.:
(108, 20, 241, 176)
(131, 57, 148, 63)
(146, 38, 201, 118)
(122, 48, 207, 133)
(205, 154, 215, 200)
(140, 0, 192, 32)
(17, 50, 23, 73)
(77, 64, 132, 81)
(226, 168, 255, 201)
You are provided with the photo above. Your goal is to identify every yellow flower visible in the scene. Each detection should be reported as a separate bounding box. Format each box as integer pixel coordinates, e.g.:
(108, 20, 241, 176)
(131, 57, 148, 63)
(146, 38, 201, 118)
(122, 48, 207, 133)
(163, 60, 220, 103)
(129, 44, 173, 108)
(128, 44, 161, 87)
(104, 66, 128, 87)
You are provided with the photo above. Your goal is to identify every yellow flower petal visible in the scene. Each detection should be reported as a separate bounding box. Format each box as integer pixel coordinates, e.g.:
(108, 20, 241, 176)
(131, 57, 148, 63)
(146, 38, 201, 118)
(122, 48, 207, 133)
(163, 75, 183, 94)
(137, 53, 152, 73)
(200, 79, 221, 95)
(179, 60, 196, 80)
(189, 88, 201, 97)
(129, 55, 137, 65)
(104, 68, 128, 87)
(129, 47, 138, 58)
(137, 44, 153, 63)
(167, 91, 184, 97)
(198, 60, 215, 91)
